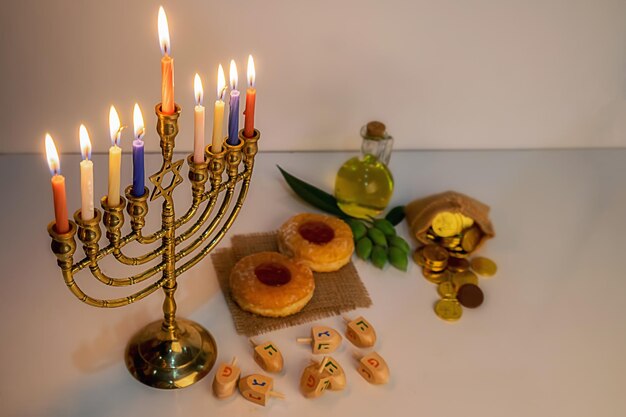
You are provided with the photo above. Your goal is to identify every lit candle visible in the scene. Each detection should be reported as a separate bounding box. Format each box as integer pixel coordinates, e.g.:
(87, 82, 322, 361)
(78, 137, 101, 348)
(79, 124, 94, 220)
(193, 73, 205, 163)
(227, 59, 240, 145)
(45, 134, 69, 233)
(211, 64, 226, 153)
(108, 105, 122, 206)
(158, 6, 174, 115)
(243, 55, 256, 138)
(132, 103, 145, 197)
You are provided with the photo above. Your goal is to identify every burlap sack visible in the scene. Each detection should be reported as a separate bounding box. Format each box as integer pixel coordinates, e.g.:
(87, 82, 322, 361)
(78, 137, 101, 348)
(405, 191, 495, 252)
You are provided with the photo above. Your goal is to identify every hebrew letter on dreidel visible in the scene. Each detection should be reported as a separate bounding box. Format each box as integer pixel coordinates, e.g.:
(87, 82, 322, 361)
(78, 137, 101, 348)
(297, 325, 342, 354)
(250, 339, 284, 373)
(344, 315, 377, 348)
(238, 373, 284, 406)
(356, 351, 389, 385)
(212, 357, 241, 399)
(320, 356, 346, 391)
(299, 359, 332, 399)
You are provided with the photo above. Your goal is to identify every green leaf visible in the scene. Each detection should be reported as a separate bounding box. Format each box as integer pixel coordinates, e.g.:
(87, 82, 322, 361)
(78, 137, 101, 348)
(347, 219, 367, 240)
(385, 205, 406, 226)
(367, 227, 387, 247)
(277, 166, 345, 217)
(356, 237, 373, 260)
(373, 219, 396, 236)
(371, 246, 388, 269)
(388, 235, 410, 254)
(388, 246, 408, 271)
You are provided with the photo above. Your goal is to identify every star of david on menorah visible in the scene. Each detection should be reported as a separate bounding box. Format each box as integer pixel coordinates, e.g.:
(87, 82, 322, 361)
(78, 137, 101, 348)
(48, 102, 260, 389)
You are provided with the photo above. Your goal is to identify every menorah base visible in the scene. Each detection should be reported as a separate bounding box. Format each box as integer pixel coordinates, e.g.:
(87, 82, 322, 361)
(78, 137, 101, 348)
(125, 318, 217, 389)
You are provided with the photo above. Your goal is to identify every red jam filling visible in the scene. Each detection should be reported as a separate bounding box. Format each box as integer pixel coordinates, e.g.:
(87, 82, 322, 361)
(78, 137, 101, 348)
(298, 221, 335, 245)
(254, 262, 292, 286)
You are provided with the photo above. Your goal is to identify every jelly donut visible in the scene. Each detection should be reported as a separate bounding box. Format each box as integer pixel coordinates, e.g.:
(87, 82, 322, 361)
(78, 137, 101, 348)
(230, 252, 315, 317)
(277, 213, 354, 272)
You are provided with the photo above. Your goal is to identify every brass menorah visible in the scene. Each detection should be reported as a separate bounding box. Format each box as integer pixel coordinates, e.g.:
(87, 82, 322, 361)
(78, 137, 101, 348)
(47, 103, 259, 389)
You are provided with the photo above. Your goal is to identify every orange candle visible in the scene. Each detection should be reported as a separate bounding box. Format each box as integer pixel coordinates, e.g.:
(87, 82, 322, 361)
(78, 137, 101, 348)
(243, 55, 256, 138)
(45, 134, 69, 233)
(158, 6, 174, 114)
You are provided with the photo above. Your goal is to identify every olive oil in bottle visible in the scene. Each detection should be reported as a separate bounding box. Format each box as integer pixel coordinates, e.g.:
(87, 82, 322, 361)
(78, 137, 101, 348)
(335, 121, 394, 219)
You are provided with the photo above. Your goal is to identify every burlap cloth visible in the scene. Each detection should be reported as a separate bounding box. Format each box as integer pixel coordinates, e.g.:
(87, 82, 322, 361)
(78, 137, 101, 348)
(405, 191, 496, 251)
(211, 232, 372, 337)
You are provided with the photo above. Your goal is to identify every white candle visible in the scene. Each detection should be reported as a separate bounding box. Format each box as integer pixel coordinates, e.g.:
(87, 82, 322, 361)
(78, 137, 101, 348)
(79, 124, 94, 220)
(212, 64, 226, 153)
(193, 73, 205, 163)
(108, 105, 122, 206)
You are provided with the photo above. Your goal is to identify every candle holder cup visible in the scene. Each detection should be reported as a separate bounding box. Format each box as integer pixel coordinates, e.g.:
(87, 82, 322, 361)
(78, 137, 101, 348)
(47, 102, 260, 389)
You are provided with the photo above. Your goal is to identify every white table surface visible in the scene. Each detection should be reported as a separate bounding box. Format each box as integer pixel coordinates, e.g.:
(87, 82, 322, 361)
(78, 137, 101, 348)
(1, 149, 625, 417)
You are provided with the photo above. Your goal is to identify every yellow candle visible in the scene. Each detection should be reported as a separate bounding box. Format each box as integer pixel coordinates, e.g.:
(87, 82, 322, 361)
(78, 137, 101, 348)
(212, 64, 226, 153)
(79, 124, 94, 220)
(108, 105, 122, 206)
(193, 73, 205, 163)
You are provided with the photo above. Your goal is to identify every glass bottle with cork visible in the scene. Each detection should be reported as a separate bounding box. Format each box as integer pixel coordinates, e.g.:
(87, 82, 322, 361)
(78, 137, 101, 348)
(334, 121, 394, 219)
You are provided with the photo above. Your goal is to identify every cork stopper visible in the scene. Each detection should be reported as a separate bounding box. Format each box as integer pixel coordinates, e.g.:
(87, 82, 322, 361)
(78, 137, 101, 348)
(365, 121, 386, 138)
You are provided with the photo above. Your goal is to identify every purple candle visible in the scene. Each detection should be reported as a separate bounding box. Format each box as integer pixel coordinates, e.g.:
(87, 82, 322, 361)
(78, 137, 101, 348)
(227, 59, 240, 145)
(132, 103, 145, 197)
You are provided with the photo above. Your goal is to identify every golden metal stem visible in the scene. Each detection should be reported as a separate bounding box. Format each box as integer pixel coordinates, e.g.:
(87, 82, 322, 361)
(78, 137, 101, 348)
(48, 103, 259, 389)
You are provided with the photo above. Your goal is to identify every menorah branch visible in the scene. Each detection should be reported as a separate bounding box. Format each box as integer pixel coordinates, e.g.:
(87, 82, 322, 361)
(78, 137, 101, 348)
(48, 221, 166, 307)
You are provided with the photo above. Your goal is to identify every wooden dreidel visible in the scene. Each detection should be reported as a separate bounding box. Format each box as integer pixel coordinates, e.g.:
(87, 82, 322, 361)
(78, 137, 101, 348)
(355, 351, 390, 385)
(344, 315, 377, 348)
(299, 357, 332, 398)
(297, 325, 342, 354)
(250, 338, 284, 373)
(212, 357, 241, 399)
(313, 356, 346, 391)
(238, 374, 285, 406)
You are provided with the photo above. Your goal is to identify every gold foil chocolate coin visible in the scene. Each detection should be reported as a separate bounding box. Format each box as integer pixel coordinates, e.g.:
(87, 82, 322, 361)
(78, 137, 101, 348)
(431, 212, 463, 237)
(440, 235, 462, 249)
(437, 281, 456, 298)
(434, 299, 462, 322)
(471, 257, 497, 277)
(460, 214, 474, 229)
(461, 226, 482, 253)
(412, 247, 426, 267)
(447, 257, 470, 273)
(451, 270, 479, 290)
(423, 244, 449, 265)
(422, 268, 449, 284)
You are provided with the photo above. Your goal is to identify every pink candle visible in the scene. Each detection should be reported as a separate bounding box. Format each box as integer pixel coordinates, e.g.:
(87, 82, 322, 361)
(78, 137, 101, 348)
(158, 7, 174, 114)
(45, 134, 69, 233)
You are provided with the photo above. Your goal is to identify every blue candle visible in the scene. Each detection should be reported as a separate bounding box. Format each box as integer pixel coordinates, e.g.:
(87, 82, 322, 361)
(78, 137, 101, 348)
(132, 140, 144, 196)
(227, 59, 240, 145)
(132, 103, 145, 196)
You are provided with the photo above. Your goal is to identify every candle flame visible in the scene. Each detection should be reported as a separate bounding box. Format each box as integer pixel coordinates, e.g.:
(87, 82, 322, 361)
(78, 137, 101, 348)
(194, 73, 203, 106)
(229, 59, 238, 91)
(158, 6, 170, 56)
(79, 124, 92, 160)
(133, 103, 145, 140)
(45, 133, 60, 175)
(247, 55, 255, 87)
(217, 64, 226, 100)
(109, 105, 122, 146)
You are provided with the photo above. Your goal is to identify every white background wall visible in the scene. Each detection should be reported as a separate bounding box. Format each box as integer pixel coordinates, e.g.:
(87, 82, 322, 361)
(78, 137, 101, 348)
(2, 0, 625, 154)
